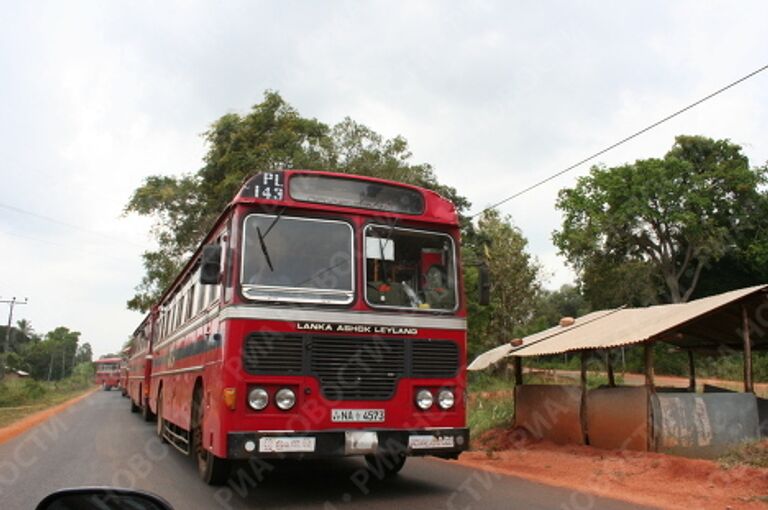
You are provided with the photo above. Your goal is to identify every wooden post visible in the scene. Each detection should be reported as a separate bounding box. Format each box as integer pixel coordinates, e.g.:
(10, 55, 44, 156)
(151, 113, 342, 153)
(580, 351, 588, 391)
(742, 304, 754, 393)
(644, 342, 655, 391)
(513, 356, 523, 386)
(605, 349, 615, 387)
(644, 342, 655, 452)
(687, 350, 696, 392)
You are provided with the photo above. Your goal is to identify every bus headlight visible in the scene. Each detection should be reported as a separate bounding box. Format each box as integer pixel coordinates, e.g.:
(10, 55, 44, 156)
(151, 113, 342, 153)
(416, 389, 434, 410)
(275, 388, 296, 410)
(248, 387, 269, 410)
(438, 389, 455, 409)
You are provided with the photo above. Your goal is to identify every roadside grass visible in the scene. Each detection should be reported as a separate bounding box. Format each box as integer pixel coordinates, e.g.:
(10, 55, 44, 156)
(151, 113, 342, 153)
(719, 440, 768, 469)
(0, 375, 93, 428)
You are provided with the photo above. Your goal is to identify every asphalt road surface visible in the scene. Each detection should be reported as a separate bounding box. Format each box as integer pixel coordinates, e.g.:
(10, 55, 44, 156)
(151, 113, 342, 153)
(0, 391, 654, 510)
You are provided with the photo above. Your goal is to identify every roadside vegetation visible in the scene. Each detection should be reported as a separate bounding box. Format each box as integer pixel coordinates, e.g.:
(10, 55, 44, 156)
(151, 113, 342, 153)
(719, 440, 768, 469)
(0, 320, 96, 429)
(0, 362, 94, 428)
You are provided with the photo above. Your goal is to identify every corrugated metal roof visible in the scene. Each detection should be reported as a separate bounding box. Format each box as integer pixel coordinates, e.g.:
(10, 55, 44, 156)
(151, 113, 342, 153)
(468, 284, 768, 370)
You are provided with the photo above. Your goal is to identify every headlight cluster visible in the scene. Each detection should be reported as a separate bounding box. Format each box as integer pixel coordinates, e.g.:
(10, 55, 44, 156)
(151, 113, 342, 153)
(248, 387, 296, 411)
(415, 389, 455, 410)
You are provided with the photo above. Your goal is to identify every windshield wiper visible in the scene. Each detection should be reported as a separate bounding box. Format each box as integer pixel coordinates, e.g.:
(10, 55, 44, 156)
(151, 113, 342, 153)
(256, 207, 285, 272)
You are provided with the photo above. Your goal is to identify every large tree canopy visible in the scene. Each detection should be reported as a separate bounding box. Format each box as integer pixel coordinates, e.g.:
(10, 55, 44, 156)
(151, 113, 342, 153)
(126, 91, 469, 311)
(466, 210, 541, 359)
(554, 135, 766, 304)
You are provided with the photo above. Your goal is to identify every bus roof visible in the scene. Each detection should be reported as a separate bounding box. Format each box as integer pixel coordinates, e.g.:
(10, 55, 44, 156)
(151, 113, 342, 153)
(234, 170, 459, 226)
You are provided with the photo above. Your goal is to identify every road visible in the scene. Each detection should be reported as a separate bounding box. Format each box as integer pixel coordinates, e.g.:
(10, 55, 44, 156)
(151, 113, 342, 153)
(0, 391, 654, 510)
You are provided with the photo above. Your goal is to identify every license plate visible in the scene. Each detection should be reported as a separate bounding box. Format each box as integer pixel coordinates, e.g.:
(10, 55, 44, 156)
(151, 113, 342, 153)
(331, 409, 385, 423)
(258, 436, 316, 453)
(408, 435, 455, 449)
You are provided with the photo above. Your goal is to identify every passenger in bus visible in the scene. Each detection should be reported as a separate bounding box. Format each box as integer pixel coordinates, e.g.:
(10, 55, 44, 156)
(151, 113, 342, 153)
(422, 265, 454, 309)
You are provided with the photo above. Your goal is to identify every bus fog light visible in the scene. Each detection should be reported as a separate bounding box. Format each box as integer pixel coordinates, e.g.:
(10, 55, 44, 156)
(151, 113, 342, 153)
(416, 389, 434, 410)
(438, 389, 455, 409)
(248, 388, 269, 410)
(244, 440, 256, 452)
(275, 388, 296, 410)
(456, 435, 465, 446)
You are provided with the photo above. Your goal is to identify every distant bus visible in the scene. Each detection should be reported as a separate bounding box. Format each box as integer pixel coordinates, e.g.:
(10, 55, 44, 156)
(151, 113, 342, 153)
(94, 358, 122, 390)
(119, 360, 128, 397)
(136, 170, 470, 485)
(127, 312, 156, 421)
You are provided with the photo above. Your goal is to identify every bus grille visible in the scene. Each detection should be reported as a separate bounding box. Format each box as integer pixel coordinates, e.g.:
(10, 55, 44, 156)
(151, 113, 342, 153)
(243, 334, 304, 374)
(412, 340, 459, 378)
(311, 336, 406, 401)
(242, 334, 460, 400)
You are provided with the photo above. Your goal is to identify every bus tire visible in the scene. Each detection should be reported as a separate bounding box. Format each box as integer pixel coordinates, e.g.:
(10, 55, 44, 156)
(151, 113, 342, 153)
(365, 452, 407, 477)
(142, 397, 154, 422)
(130, 397, 140, 413)
(193, 386, 230, 485)
(156, 391, 167, 442)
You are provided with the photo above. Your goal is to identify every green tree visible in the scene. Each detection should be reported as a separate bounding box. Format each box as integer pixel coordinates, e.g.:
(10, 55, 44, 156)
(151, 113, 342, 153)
(467, 210, 541, 359)
(75, 342, 93, 365)
(525, 284, 591, 334)
(554, 135, 766, 304)
(126, 91, 468, 311)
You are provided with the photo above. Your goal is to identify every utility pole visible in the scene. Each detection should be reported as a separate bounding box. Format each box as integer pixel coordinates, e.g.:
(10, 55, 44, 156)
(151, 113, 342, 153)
(1, 297, 28, 379)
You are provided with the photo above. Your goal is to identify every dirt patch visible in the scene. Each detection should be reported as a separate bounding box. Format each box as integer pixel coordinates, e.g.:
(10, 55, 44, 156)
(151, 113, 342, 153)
(0, 388, 96, 445)
(455, 427, 768, 509)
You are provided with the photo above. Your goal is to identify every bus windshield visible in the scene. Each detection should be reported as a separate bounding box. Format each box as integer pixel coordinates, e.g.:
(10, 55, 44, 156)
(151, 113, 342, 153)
(241, 214, 354, 304)
(364, 225, 457, 311)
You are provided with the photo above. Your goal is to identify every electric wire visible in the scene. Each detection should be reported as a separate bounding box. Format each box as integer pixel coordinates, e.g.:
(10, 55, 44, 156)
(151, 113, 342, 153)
(470, 63, 768, 219)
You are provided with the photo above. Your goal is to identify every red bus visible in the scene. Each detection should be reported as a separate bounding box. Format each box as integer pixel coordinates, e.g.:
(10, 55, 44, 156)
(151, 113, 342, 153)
(142, 170, 470, 484)
(94, 357, 122, 390)
(128, 312, 156, 421)
(119, 360, 128, 397)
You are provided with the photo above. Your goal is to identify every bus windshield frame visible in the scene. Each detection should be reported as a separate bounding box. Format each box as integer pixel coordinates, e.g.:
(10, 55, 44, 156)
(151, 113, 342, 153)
(240, 213, 355, 305)
(363, 224, 459, 313)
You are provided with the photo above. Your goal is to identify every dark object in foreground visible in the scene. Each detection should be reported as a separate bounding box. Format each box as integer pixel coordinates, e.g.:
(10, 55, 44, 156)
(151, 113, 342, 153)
(36, 487, 173, 510)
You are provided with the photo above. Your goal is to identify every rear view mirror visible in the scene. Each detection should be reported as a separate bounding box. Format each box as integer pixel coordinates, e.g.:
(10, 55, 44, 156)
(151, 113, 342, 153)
(200, 245, 222, 285)
(36, 488, 174, 510)
(479, 264, 491, 306)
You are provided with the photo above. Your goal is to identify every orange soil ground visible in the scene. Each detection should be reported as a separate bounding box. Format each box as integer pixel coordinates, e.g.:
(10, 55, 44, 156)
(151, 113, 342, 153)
(456, 426, 768, 510)
(462, 372, 768, 509)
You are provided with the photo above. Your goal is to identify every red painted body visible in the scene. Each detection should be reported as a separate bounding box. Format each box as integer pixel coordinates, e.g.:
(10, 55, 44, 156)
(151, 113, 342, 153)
(94, 358, 122, 389)
(138, 170, 468, 462)
(119, 362, 128, 393)
(128, 312, 156, 411)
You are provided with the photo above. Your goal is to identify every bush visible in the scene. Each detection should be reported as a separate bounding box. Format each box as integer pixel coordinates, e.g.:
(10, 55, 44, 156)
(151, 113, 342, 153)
(0, 379, 45, 406)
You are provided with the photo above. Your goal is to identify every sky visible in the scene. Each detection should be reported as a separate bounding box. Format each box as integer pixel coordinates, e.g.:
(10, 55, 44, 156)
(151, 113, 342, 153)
(1, 1, 767, 357)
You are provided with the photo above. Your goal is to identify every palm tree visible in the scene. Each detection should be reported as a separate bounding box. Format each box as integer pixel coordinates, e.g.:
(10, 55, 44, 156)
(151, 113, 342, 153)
(16, 319, 33, 338)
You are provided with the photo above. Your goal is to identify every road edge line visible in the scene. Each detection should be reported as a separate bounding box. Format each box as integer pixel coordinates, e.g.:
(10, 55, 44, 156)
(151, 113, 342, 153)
(0, 387, 99, 445)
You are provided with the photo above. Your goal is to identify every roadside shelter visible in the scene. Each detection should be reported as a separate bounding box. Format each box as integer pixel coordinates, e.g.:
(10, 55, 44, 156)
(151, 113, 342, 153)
(469, 284, 768, 456)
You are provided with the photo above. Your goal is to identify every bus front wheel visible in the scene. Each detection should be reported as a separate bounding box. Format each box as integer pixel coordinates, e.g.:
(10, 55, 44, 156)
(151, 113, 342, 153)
(192, 387, 230, 485)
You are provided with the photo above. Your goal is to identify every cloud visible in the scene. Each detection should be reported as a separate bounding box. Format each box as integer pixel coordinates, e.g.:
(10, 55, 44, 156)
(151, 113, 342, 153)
(1, 0, 766, 355)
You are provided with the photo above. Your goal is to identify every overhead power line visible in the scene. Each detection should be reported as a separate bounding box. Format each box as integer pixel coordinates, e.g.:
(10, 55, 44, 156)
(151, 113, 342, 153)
(470, 63, 768, 219)
(0, 202, 146, 249)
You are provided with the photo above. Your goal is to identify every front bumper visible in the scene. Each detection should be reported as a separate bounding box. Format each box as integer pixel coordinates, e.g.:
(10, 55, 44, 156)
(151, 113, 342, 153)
(227, 428, 469, 460)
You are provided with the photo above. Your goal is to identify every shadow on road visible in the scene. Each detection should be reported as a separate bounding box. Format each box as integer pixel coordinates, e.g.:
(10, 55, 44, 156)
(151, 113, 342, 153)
(219, 457, 454, 508)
